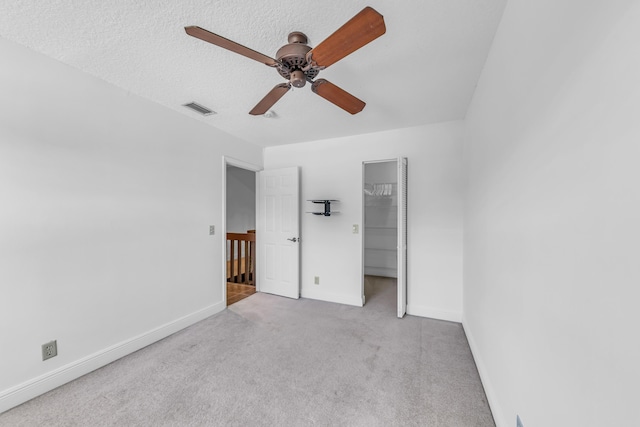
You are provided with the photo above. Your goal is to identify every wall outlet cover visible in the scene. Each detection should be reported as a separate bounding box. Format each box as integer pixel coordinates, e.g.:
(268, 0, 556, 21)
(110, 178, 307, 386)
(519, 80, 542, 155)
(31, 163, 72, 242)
(42, 340, 58, 361)
(209, 225, 215, 235)
(314, 276, 320, 285)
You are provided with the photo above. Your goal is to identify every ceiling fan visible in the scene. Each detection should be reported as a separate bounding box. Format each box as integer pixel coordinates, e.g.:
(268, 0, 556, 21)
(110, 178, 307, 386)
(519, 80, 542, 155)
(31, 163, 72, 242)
(185, 6, 386, 115)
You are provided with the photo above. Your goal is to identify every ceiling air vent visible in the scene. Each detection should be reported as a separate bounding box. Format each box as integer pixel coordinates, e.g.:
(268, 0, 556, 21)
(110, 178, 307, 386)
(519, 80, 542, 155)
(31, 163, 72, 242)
(183, 102, 215, 116)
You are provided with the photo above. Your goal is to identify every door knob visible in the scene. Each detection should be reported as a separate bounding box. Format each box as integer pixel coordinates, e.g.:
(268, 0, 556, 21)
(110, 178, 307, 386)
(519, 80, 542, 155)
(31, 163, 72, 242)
(287, 237, 298, 242)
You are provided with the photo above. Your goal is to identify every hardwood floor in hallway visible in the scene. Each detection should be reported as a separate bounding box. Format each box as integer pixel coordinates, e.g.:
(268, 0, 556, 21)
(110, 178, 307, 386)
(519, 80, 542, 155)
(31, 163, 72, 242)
(226, 282, 256, 306)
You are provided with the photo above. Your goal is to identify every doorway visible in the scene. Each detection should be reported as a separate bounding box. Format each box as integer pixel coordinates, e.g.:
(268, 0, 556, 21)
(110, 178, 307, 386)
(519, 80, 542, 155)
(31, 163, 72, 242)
(362, 158, 407, 317)
(223, 158, 259, 306)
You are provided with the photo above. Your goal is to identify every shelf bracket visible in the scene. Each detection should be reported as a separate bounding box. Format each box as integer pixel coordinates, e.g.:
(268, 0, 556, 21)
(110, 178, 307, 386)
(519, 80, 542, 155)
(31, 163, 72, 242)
(322, 200, 331, 216)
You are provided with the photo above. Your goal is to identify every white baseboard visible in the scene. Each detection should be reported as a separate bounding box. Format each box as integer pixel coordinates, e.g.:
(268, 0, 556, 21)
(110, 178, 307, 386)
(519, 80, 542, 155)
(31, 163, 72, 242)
(0, 301, 225, 414)
(301, 288, 364, 307)
(406, 304, 462, 322)
(462, 315, 506, 427)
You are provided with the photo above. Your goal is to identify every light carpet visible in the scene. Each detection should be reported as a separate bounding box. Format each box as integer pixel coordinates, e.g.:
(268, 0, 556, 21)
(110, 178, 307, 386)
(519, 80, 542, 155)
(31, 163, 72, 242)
(0, 277, 494, 426)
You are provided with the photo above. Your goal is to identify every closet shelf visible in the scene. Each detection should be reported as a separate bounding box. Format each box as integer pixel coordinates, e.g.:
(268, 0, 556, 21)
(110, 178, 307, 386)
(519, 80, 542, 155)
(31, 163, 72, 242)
(365, 247, 397, 252)
(365, 264, 398, 270)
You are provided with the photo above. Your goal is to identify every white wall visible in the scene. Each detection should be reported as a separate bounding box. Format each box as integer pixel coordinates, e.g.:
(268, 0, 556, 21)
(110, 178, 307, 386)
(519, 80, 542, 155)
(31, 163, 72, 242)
(0, 37, 262, 412)
(264, 122, 464, 320)
(462, 1, 640, 426)
(226, 166, 256, 233)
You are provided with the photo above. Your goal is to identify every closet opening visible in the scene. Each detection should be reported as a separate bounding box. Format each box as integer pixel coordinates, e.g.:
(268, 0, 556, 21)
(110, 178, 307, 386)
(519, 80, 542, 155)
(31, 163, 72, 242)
(362, 158, 407, 317)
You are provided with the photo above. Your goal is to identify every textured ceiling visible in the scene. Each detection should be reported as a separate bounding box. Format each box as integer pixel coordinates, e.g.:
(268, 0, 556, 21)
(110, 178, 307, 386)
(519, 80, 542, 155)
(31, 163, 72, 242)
(0, 0, 507, 147)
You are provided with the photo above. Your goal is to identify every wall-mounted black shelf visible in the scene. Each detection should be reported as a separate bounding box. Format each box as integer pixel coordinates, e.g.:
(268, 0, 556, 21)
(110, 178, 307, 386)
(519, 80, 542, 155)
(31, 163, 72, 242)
(307, 200, 339, 216)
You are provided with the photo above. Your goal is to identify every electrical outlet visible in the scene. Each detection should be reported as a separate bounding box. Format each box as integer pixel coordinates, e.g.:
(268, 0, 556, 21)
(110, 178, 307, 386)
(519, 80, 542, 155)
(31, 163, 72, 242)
(314, 276, 320, 285)
(42, 340, 57, 361)
(209, 225, 215, 235)
(516, 415, 524, 427)
(352, 224, 359, 234)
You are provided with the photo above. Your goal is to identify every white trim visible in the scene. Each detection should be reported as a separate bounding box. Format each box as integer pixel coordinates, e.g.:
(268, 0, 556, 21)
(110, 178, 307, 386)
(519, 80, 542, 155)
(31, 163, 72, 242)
(362, 158, 398, 164)
(463, 316, 506, 427)
(0, 301, 225, 414)
(223, 156, 262, 172)
(360, 163, 366, 311)
(222, 156, 262, 298)
(301, 288, 364, 307)
(406, 304, 462, 322)
(397, 157, 408, 318)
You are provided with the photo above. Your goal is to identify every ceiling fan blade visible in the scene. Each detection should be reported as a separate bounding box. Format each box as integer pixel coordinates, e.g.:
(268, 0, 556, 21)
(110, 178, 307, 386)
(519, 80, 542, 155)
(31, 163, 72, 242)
(306, 7, 386, 69)
(249, 83, 291, 115)
(311, 79, 365, 114)
(185, 26, 279, 67)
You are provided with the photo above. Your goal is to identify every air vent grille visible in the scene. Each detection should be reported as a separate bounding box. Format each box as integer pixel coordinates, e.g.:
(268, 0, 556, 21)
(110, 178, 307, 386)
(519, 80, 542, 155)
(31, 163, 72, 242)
(183, 102, 215, 116)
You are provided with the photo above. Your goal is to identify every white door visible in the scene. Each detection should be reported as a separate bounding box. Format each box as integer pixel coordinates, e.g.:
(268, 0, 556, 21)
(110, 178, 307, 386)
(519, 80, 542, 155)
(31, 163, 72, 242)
(397, 158, 408, 318)
(257, 167, 300, 299)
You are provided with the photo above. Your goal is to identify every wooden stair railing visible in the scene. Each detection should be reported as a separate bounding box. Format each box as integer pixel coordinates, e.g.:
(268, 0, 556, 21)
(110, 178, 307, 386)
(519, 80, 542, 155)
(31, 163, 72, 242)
(227, 231, 256, 285)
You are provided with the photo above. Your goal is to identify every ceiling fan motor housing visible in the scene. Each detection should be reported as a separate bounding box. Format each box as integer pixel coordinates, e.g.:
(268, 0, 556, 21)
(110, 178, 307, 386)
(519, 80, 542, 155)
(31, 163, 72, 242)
(275, 32, 319, 87)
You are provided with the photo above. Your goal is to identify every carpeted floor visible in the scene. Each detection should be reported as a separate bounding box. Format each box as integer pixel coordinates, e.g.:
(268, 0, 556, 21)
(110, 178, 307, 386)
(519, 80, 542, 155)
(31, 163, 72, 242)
(0, 276, 494, 426)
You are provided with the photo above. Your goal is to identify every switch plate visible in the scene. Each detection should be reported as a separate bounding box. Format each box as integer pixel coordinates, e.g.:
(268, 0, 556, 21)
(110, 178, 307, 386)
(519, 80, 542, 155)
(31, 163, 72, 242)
(352, 224, 359, 234)
(209, 225, 215, 235)
(314, 276, 320, 285)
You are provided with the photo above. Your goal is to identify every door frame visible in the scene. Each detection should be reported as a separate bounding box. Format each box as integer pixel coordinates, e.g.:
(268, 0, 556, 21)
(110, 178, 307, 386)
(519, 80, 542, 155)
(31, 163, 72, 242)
(222, 156, 262, 306)
(361, 158, 407, 316)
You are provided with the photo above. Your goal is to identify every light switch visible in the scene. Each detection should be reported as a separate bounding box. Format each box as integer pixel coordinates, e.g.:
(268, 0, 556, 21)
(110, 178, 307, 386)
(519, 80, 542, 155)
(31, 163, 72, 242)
(352, 224, 359, 234)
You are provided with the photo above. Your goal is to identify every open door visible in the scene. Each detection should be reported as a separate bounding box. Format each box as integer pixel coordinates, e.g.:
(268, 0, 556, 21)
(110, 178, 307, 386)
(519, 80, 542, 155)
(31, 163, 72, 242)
(397, 158, 408, 318)
(257, 167, 300, 299)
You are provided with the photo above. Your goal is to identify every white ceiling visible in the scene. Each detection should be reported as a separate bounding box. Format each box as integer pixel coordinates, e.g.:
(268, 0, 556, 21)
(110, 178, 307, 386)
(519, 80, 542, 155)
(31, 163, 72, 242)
(0, 0, 507, 147)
